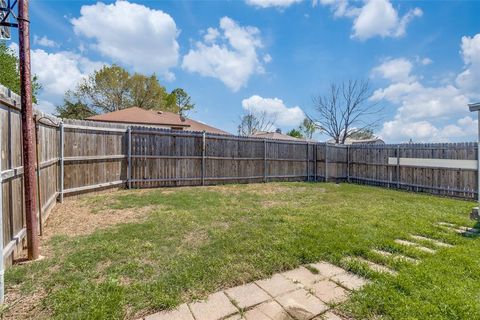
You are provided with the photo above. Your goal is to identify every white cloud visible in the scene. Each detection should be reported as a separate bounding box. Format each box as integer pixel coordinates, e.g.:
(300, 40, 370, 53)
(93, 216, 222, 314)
(373, 34, 480, 142)
(182, 17, 268, 91)
(245, 0, 303, 8)
(320, 0, 422, 40)
(71, 0, 179, 80)
(31, 49, 104, 97)
(8, 43, 105, 114)
(420, 57, 433, 65)
(242, 95, 305, 126)
(33, 35, 58, 48)
(372, 58, 414, 82)
(456, 34, 480, 99)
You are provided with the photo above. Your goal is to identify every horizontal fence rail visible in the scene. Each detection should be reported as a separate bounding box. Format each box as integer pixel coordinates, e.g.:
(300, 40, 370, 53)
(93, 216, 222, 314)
(1, 84, 478, 268)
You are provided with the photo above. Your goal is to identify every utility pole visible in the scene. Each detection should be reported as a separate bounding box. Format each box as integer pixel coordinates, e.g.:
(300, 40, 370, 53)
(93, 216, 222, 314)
(1, 0, 39, 260)
(18, 0, 39, 260)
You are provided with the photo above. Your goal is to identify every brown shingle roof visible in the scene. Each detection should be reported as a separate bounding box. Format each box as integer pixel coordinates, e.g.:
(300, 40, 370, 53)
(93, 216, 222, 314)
(86, 107, 230, 135)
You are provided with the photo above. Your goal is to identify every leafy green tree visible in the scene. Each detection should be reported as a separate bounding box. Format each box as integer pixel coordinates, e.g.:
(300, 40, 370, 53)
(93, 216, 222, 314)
(287, 128, 303, 138)
(170, 88, 195, 116)
(0, 42, 41, 103)
(62, 65, 192, 119)
(299, 118, 316, 139)
(55, 99, 96, 119)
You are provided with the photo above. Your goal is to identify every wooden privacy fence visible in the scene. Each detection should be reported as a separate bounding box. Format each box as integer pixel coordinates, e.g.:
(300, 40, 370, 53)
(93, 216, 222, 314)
(0, 86, 478, 267)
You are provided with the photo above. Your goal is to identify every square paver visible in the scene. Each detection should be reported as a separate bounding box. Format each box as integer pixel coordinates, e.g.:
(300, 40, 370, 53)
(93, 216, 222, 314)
(313, 311, 345, 320)
(225, 282, 271, 309)
(245, 300, 293, 320)
(144, 303, 193, 320)
(188, 292, 238, 320)
(256, 274, 298, 297)
(281, 266, 325, 286)
(309, 262, 346, 278)
(330, 273, 369, 291)
(276, 288, 328, 320)
(309, 280, 349, 304)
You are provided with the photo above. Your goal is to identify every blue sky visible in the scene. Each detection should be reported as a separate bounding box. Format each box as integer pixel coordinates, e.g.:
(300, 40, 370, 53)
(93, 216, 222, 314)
(5, 0, 480, 142)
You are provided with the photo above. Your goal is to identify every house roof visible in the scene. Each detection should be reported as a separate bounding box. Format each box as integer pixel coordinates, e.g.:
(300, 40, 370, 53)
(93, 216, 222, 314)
(250, 131, 308, 141)
(326, 137, 385, 145)
(86, 107, 230, 135)
(469, 102, 480, 112)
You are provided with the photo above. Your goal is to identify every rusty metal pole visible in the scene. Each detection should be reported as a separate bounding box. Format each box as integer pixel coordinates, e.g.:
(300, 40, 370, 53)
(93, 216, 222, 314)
(18, 0, 39, 260)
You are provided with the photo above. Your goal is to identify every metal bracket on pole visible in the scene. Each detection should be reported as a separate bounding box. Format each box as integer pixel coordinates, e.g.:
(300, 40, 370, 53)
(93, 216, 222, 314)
(127, 127, 132, 189)
(59, 122, 64, 202)
(201, 131, 206, 186)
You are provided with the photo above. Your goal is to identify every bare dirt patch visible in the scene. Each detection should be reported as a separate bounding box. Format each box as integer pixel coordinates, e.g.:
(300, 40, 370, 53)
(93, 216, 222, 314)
(1, 286, 49, 320)
(42, 198, 157, 243)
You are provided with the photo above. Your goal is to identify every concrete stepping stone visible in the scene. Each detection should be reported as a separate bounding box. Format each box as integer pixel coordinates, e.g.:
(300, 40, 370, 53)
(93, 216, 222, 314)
(309, 262, 347, 278)
(410, 235, 453, 248)
(313, 311, 346, 320)
(371, 249, 419, 264)
(330, 272, 369, 291)
(224, 315, 242, 320)
(255, 274, 298, 297)
(276, 288, 328, 320)
(344, 257, 397, 275)
(144, 303, 193, 320)
(281, 266, 325, 287)
(436, 222, 480, 236)
(188, 292, 238, 320)
(225, 283, 270, 310)
(394, 239, 436, 254)
(244, 301, 293, 320)
(308, 279, 349, 304)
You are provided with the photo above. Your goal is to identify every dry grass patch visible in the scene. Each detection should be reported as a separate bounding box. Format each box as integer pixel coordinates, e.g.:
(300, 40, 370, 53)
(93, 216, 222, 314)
(42, 199, 157, 243)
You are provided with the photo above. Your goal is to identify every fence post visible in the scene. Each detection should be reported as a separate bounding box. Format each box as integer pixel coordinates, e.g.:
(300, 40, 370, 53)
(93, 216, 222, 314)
(127, 127, 132, 189)
(347, 145, 350, 183)
(325, 143, 328, 182)
(0, 125, 5, 304)
(59, 122, 64, 203)
(313, 144, 317, 182)
(202, 131, 206, 186)
(264, 139, 267, 183)
(396, 144, 400, 189)
(306, 143, 309, 181)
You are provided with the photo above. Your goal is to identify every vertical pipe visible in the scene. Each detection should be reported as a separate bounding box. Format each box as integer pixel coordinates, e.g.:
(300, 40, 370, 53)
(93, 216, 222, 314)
(477, 112, 480, 207)
(127, 127, 132, 189)
(201, 131, 206, 186)
(396, 144, 401, 189)
(0, 125, 5, 304)
(19, 0, 39, 260)
(263, 139, 267, 183)
(59, 122, 64, 203)
(325, 143, 328, 182)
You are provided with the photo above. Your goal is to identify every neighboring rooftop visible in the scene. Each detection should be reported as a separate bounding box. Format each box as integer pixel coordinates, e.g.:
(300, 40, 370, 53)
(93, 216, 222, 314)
(86, 107, 230, 135)
(327, 137, 385, 145)
(250, 131, 314, 142)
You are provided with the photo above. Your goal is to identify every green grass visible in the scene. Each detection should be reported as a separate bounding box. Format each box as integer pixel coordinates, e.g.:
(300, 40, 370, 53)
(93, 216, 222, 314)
(4, 182, 480, 319)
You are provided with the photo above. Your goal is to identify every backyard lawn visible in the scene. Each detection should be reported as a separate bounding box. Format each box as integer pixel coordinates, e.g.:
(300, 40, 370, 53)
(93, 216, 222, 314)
(2, 182, 479, 319)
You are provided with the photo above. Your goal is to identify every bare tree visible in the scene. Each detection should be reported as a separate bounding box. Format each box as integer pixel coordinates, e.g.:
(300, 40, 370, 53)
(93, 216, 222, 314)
(237, 111, 275, 136)
(311, 80, 383, 144)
